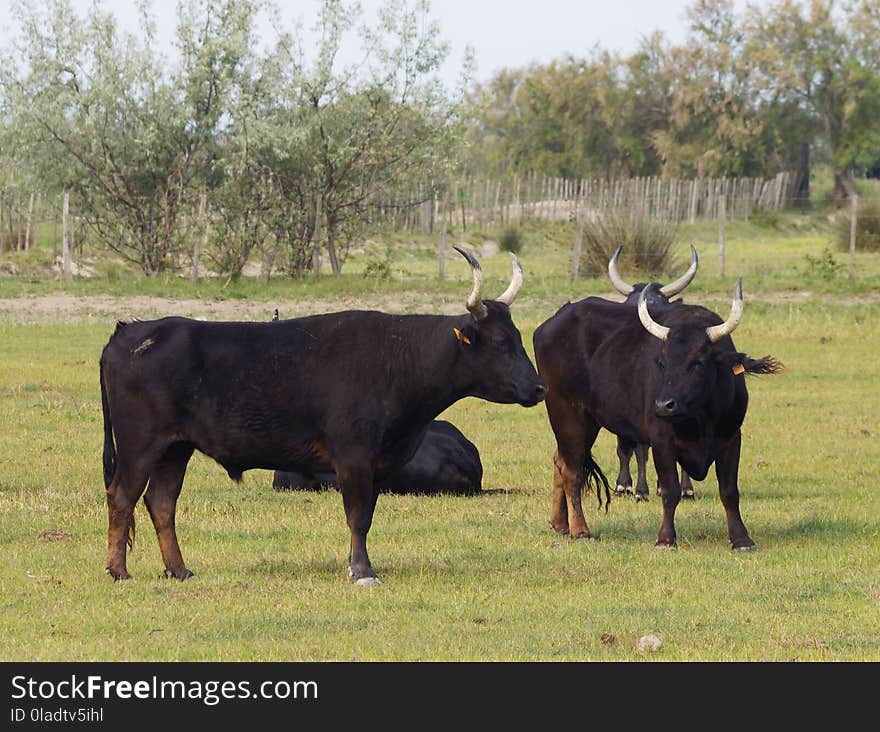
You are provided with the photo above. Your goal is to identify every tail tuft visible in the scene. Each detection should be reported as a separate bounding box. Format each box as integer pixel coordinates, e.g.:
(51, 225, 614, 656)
(578, 452, 612, 512)
(126, 512, 136, 550)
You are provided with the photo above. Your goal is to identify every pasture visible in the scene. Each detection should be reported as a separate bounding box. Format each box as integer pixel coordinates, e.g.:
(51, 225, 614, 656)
(1, 221, 879, 661)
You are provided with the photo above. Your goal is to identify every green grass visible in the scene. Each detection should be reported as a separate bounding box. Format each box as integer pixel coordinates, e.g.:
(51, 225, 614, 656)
(1, 259, 879, 659)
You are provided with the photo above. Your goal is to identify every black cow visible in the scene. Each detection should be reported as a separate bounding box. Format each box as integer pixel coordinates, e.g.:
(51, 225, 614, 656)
(99, 248, 546, 585)
(607, 245, 697, 501)
(272, 419, 483, 495)
(533, 272, 781, 550)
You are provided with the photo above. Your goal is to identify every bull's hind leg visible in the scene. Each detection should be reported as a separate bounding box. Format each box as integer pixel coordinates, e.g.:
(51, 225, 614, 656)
(715, 431, 755, 551)
(144, 442, 195, 580)
(633, 443, 650, 501)
(547, 409, 601, 540)
(614, 438, 635, 496)
(106, 462, 151, 581)
(680, 469, 696, 500)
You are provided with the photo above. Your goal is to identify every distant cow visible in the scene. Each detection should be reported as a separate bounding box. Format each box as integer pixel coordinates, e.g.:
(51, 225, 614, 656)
(607, 245, 698, 501)
(272, 420, 483, 495)
(534, 263, 781, 549)
(99, 248, 546, 585)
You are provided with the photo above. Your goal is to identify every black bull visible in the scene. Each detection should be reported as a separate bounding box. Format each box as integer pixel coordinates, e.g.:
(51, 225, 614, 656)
(533, 277, 781, 549)
(272, 419, 483, 495)
(608, 245, 699, 500)
(99, 248, 546, 584)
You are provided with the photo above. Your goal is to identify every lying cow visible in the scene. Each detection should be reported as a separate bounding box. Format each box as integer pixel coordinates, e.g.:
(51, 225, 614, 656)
(534, 253, 781, 549)
(272, 420, 482, 495)
(99, 248, 546, 585)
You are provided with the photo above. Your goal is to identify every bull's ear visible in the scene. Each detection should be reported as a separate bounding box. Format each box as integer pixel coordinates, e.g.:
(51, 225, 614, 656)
(717, 350, 783, 376)
(458, 323, 479, 346)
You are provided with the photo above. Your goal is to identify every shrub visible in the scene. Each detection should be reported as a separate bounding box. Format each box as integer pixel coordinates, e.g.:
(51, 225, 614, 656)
(835, 198, 880, 252)
(803, 247, 843, 281)
(579, 207, 679, 277)
(498, 225, 524, 254)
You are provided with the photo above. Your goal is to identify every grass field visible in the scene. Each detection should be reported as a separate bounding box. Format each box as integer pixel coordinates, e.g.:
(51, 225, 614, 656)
(1, 218, 879, 661)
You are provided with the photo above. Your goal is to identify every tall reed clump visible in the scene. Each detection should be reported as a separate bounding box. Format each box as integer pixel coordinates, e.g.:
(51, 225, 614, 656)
(579, 207, 680, 277)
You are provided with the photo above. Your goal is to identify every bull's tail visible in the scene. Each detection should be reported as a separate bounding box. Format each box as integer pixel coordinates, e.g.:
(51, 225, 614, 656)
(99, 355, 116, 490)
(579, 451, 612, 512)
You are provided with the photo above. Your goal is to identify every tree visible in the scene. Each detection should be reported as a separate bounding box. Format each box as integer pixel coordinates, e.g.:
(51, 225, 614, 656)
(1, 0, 260, 275)
(745, 0, 880, 203)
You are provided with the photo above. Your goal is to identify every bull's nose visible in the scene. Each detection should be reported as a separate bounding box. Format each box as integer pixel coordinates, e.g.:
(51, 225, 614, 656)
(654, 398, 677, 417)
(534, 383, 549, 402)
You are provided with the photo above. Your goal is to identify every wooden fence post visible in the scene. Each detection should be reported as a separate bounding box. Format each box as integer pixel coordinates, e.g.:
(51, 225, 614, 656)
(193, 191, 206, 285)
(24, 193, 34, 252)
(571, 200, 585, 281)
(848, 195, 857, 282)
(438, 192, 449, 279)
(62, 192, 72, 284)
(718, 196, 726, 278)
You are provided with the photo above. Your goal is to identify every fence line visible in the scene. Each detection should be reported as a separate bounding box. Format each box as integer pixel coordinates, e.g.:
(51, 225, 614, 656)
(366, 171, 803, 233)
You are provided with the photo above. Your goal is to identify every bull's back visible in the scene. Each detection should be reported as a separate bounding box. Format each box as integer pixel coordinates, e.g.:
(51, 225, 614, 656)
(100, 314, 397, 472)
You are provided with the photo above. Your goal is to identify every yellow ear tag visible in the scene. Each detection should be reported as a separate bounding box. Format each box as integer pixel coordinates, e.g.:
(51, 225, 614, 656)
(453, 328, 471, 345)
(732, 363, 745, 375)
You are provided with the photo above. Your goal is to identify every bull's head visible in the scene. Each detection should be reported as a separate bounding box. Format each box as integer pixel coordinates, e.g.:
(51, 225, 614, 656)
(454, 246, 548, 407)
(637, 278, 747, 421)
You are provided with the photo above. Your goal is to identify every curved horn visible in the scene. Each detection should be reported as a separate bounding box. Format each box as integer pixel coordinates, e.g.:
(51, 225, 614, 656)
(706, 277, 743, 343)
(659, 244, 699, 297)
(638, 284, 669, 341)
(496, 253, 523, 306)
(453, 246, 488, 320)
(607, 245, 634, 295)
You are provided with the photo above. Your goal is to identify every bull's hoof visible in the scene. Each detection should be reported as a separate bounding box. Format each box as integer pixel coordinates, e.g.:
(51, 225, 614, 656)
(614, 484, 630, 496)
(355, 576, 382, 587)
(106, 567, 131, 581)
(573, 532, 595, 541)
(732, 543, 757, 553)
(653, 542, 677, 550)
(635, 492, 650, 503)
(681, 491, 695, 500)
(163, 568, 195, 580)
(549, 520, 570, 536)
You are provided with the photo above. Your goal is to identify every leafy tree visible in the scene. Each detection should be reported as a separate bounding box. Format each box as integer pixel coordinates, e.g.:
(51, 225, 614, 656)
(1, 0, 260, 275)
(745, 0, 880, 203)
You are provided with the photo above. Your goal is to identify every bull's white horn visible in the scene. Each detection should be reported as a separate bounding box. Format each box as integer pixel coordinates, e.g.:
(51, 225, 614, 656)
(608, 246, 634, 295)
(638, 284, 670, 341)
(706, 277, 744, 343)
(496, 253, 523, 306)
(659, 244, 699, 297)
(454, 246, 488, 320)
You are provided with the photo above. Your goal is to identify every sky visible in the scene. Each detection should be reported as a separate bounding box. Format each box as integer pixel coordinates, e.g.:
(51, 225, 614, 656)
(0, 0, 741, 87)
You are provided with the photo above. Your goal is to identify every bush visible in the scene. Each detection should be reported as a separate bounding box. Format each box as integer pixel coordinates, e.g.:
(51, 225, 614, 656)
(751, 207, 782, 229)
(579, 207, 679, 277)
(836, 198, 880, 252)
(802, 247, 843, 281)
(498, 225, 524, 254)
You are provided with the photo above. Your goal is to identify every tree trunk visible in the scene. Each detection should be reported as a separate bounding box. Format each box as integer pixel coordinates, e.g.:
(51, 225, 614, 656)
(311, 193, 323, 276)
(831, 167, 856, 206)
(326, 229, 341, 276)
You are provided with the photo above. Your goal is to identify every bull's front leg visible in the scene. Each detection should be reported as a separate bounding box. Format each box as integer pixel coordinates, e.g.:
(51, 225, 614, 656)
(715, 431, 756, 551)
(651, 446, 681, 547)
(335, 461, 382, 586)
